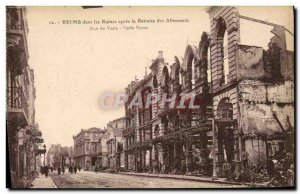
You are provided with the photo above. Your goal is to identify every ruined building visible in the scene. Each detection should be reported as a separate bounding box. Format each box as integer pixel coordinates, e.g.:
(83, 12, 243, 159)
(122, 6, 294, 178)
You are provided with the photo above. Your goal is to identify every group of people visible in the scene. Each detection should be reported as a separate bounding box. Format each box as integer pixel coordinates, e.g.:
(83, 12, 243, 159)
(57, 165, 81, 175)
(41, 165, 82, 176)
(68, 165, 81, 174)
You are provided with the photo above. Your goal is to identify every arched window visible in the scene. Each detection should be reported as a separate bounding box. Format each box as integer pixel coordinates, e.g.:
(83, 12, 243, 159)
(191, 58, 195, 88)
(183, 46, 197, 90)
(198, 32, 210, 87)
(223, 31, 229, 84)
(186, 50, 194, 90)
(216, 18, 229, 86)
(161, 66, 169, 94)
(207, 47, 211, 83)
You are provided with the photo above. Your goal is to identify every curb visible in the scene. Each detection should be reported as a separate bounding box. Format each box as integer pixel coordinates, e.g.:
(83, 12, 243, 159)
(111, 172, 252, 186)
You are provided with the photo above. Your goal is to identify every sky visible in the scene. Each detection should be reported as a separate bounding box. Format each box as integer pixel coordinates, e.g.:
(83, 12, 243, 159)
(26, 6, 294, 147)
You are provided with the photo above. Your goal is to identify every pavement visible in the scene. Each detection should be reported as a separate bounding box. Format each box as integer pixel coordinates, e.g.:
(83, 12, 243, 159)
(30, 174, 57, 188)
(48, 171, 246, 188)
(117, 171, 251, 186)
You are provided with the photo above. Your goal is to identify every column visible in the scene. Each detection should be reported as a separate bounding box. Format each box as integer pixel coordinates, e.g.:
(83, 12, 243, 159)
(185, 138, 193, 174)
(149, 147, 152, 172)
(162, 143, 169, 174)
(199, 132, 208, 174)
(234, 124, 242, 175)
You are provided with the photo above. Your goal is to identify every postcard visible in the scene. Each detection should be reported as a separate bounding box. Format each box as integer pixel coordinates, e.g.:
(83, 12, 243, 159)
(6, 6, 295, 189)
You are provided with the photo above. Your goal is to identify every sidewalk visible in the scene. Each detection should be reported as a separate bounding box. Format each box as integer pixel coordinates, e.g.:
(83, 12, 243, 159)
(30, 174, 57, 188)
(117, 172, 251, 186)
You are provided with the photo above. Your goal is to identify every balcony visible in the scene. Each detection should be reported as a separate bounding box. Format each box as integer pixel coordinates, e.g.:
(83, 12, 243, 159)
(7, 87, 29, 128)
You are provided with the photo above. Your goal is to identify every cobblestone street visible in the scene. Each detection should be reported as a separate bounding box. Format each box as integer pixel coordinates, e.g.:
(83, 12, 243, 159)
(39, 171, 247, 188)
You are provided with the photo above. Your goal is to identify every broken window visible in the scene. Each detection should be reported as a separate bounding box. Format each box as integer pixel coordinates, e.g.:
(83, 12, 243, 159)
(216, 18, 229, 86)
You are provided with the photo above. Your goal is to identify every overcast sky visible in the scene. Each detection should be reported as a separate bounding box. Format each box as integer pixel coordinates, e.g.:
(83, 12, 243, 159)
(26, 6, 294, 147)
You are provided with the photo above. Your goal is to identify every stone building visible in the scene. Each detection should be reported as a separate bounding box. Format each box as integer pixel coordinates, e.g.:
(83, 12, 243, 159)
(123, 69, 155, 172)
(99, 129, 109, 169)
(6, 6, 44, 188)
(103, 117, 126, 171)
(207, 6, 294, 177)
(73, 128, 105, 170)
(122, 6, 294, 178)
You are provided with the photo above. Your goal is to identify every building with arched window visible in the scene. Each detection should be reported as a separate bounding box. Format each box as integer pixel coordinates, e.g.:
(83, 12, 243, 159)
(121, 6, 294, 180)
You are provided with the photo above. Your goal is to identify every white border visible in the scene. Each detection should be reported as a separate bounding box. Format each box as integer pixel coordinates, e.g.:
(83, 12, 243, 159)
(0, 0, 298, 194)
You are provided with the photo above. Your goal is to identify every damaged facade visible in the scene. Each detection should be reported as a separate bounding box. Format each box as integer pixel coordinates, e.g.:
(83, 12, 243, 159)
(104, 117, 126, 171)
(121, 6, 294, 181)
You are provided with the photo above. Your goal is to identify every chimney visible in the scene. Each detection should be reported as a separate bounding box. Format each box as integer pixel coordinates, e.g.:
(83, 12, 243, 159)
(144, 66, 148, 78)
(158, 51, 163, 58)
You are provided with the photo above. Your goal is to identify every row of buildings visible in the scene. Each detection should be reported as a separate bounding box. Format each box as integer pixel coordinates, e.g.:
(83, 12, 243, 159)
(73, 118, 126, 171)
(73, 6, 294, 179)
(121, 6, 294, 177)
(7, 7, 45, 188)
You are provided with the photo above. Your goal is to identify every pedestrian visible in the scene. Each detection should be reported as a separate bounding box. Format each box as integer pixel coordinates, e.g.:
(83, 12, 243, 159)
(78, 166, 81, 172)
(58, 167, 61, 175)
(74, 166, 77, 174)
(62, 166, 65, 174)
(71, 166, 74, 174)
(40, 166, 44, 175)
(241, 148, 249, 168)
(44, 166, 49, 178)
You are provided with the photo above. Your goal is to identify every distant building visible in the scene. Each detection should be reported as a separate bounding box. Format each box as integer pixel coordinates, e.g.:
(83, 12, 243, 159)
(99, 129, 109, 169)
(73, 128, 105, 170)
(47, 144, 61, 168)
(46, 144, 74, 168)
(103, 117, 126, 171)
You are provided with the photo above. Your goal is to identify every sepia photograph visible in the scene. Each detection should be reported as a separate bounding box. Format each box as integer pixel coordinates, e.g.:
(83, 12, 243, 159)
(6, 6, 295, 189)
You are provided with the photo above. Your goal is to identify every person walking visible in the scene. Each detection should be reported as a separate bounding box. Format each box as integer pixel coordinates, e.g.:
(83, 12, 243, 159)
(58, 167, 61, 175)
(44, 166, 49, 178)
(71, 165, 74, 174)
(74, 166, 77, 174)
(62, 166, 65, 174)
(241, 148, 249, 168)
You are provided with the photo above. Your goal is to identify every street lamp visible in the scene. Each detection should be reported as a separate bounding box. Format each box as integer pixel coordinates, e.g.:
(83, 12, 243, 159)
(43, 144, 46, 167)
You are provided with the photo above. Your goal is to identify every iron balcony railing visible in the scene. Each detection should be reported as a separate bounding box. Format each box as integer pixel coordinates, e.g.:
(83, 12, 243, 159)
(7, 87, 29, 117)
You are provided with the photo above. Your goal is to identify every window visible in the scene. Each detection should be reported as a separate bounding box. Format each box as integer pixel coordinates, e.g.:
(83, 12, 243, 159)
(223, 31, 229, 84)
(216, 18, 229, 86)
